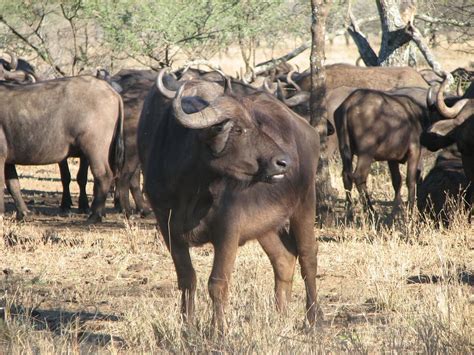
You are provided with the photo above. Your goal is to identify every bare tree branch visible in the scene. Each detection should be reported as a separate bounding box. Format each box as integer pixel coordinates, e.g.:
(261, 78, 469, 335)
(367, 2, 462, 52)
(406, 22, 447, 77)
(346, 9, 378, 66)
(415, 14, 473, 28)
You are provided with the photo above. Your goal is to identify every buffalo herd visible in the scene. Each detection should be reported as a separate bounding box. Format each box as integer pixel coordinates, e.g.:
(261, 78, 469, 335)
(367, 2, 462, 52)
(1, 51, 473, 331)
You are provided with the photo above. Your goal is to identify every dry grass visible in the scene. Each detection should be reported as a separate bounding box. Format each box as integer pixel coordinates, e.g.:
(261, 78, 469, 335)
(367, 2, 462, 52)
(1, 156, 473, 353)
(1, 42, 474, 353)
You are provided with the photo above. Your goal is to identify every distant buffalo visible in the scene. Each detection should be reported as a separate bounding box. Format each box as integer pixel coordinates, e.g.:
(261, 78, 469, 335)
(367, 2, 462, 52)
(0, 76, 124, 222)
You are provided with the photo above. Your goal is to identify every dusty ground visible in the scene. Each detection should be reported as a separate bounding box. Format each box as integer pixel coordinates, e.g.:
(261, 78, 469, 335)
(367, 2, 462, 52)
(1, 40, 474, 353)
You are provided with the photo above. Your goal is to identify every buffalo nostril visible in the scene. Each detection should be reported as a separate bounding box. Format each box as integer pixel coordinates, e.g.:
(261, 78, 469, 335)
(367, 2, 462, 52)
(276, 159, 287, 168)
(272, 154, 291, 172)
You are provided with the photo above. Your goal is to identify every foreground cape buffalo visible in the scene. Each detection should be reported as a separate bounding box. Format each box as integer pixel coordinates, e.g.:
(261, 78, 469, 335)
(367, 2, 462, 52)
(0, 76, 124, 222)
(138, 70, 321, 332)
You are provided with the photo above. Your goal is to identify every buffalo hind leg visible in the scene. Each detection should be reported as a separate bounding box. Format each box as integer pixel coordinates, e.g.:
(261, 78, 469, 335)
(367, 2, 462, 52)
(388, 160, 403, 212)
(130, 169, 151, 216)
(87, 156, 113, 223)
(59, 159, 73, 211)
(115, 162, 134, 217)
(258, 230, 297, 314)
(353, 155, 375, 217)
(209, 235, 239, 335)
(290, 183, 321, 326)
(5, 164, 30, 220)
(77, 157, 90, 213)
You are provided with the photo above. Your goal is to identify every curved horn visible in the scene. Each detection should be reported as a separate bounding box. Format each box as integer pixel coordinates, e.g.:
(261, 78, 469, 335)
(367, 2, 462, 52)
(276, 80, 310, 107)
(26, 73, 36, 83)
(435, 78, 469, 118)
(426, 84, 437, 108)
(6, 52, 18, 70)
(173, 83, 226, 129)
(456, 79, 464, 97)
(223, 76, 233, 95)
(262, 77, 276, 94)
(156, 68, 176, 99)
(3, 70, 27, 82)
(286, 70, 301, 91)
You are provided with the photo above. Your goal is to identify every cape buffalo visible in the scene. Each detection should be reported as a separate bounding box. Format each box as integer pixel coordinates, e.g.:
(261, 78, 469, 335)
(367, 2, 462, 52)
(0, 76, 124, 222)
(421, 78, 474, 222)
(138, 70, 321, 332)
(334, 89, 431, 216)
(111, 69, 156, 217)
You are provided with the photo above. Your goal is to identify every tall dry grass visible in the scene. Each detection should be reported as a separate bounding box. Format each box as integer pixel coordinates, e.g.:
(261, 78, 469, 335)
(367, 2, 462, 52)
(1, 157, 473, 353)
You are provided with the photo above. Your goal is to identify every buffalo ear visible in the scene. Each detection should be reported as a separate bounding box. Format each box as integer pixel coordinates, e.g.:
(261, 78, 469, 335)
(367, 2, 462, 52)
(200, 120, 233, 155)
(181, 96, 210, 114)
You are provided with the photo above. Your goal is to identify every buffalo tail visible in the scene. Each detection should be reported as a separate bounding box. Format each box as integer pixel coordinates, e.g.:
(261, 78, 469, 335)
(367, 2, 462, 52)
(109, 96, 125, 177)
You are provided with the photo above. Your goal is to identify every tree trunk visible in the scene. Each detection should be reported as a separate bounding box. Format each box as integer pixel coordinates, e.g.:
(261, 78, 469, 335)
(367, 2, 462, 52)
(377, 0, 414, 66)
(310, 0, 334, 225)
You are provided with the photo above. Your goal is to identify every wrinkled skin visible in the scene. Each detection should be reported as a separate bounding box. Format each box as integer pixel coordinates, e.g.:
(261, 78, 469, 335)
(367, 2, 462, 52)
(138, 77, 321, 334)
(335, 89, 430, 216)
(0, 76, 124, 222)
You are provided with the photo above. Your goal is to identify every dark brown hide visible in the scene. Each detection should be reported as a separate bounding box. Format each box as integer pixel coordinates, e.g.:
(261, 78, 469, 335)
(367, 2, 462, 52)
(111, 69, 157, 216)
(417, 146, 469, 225)
(138, 77, 321, 331)
(0, 76, 124, 222)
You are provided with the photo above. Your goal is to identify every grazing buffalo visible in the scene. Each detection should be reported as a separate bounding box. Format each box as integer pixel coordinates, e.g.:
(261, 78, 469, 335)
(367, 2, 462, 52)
(0, 76, 124, 222)
(334, 89, 430, 216)
(138, 70, 321, 332)
(421, 78, 474, 222)
(417, 146, 469, 225)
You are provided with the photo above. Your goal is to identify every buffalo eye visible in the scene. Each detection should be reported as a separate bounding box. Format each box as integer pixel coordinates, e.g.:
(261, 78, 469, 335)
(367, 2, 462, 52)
(233, 126, 243, 135)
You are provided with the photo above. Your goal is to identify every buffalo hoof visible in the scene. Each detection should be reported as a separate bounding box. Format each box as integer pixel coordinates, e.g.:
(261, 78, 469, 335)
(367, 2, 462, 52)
(86, 214, 103, 224)
(16, 211, 32, 222)
(140, 208, 152, 218)
(78, 199, 90, 212)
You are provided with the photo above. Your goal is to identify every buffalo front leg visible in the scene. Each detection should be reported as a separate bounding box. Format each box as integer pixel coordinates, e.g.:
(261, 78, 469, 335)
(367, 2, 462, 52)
(406, 147, 421, 212)
(158, 216, 197, 322)
(290, 183, 321, 326)
(5, 164, 30, 220)
(209, 236, 239, 335)
(258, 230, 297, 314)
(59, 159, 73, 211)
